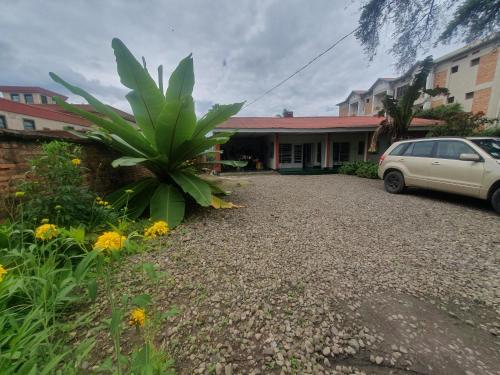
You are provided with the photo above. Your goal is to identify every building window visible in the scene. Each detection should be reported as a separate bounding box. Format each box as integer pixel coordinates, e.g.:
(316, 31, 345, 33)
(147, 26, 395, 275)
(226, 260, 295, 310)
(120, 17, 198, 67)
(332, 142, 350, 163)
(0, 115, 6, 129)
(451, 65, 458, 74)
(447, 96, 455, 104)
(293, 144, 302, 163)
(465, 92, 474, 100)
(358, 141, 365, 155)
(470, 57, 480, 66)
(365, 98, 370, 103)
(11, 93, 20, 102)
(316, 142, 322, 163)
(279, 144, 292, 164)
(41, 95, 48, 104)
(24, 94, 34, 104)
(23, 119, 36, 130)
(395, 85, 408, 98)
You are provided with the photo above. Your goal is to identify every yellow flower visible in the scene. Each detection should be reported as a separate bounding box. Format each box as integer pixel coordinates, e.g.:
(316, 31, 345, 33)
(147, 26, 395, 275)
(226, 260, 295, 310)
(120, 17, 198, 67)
(71, 158, 81, 166)
(125, 189, 134, 194)
(55, 205, 62, 211)
(41, 218, 49, 224)
(129, 308, 146, 327)
(0, 264, 7, 282)
(144, 220, 169, 239)
(15, 191, 25, 198)
(94, 231, 126, 252)
(35, 224, 58, 240)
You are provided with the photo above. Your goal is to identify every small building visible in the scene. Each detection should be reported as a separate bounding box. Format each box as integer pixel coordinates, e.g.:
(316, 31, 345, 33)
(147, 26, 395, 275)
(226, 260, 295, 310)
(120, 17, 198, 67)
(214, 115, 439, 172)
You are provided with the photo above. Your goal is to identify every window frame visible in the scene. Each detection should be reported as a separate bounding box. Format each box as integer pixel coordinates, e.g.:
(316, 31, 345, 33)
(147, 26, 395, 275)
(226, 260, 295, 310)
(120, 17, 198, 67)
(278, 143, 292, 164)
(293, 144, 303, 163)
(22, 118, 36, 130)
(470, 57, 480, 67)
(390, 143, 410, 156)
(332, 142, 350, 163)
(447, 96, 455, 104)
(11, 93, 20, 102)
(451, 65, 459, 74)
(41, 95, 48, 104)
(465, 91, 474, 100)
(435, 140, 480, 160)
(403, 141, 436, 158)
(24, 94, 34, 104)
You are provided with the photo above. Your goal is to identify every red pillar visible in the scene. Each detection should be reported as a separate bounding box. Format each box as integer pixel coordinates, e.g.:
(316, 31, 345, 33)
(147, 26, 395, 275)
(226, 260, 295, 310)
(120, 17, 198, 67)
(274, 133, 280, 170)
(214, 144, 222, 173)
(325, 133, 331, 168)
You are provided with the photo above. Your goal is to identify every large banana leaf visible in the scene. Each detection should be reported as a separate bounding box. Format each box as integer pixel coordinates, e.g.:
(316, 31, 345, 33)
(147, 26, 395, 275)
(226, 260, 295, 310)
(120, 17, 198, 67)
(169, 170, 212, 207)
(150, 184, 185, 227)
(193, 103, 244, 139)
(165, 54, 194, 101)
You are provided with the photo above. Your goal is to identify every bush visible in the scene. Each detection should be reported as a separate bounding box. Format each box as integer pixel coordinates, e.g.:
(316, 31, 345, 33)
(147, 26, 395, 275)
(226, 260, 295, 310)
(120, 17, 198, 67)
(338, 161, 379, 179)
(480, 126, 500, 137)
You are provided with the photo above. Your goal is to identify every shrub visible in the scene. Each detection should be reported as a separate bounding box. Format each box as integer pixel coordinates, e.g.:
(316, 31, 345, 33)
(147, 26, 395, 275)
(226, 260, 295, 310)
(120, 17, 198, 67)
(338, 161, 379, 179)
(50, 38, 245, 228)
(15, 140, 117, 230)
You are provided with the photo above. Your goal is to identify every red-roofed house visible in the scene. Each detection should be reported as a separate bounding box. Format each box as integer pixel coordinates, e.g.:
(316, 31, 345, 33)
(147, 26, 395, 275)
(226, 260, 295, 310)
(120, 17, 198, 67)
(213, 114, 439, 172)
(0, 86, 68, 104)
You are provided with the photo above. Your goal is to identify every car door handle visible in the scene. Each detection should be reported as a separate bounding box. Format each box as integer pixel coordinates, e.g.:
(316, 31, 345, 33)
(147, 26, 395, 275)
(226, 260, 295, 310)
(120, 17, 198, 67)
(431, 161, 440, 165)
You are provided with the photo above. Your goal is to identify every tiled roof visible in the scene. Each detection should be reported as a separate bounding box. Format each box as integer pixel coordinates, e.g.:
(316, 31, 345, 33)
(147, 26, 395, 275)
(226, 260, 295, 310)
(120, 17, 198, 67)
(217, 116, 440, 130)
(30, 104, 135, 122)
(0, 98, 92, 127)
(0, 86, 68, 100)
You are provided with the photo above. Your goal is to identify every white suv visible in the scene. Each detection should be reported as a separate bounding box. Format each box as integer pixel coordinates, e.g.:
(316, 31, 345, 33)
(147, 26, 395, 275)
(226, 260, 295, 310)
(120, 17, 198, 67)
(378, 137, 500, 213)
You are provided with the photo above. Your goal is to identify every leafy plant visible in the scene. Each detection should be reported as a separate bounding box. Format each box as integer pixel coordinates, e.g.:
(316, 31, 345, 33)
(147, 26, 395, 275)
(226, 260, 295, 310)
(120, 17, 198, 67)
(50, 38, 246, 227)
(338, 161, 379, 179)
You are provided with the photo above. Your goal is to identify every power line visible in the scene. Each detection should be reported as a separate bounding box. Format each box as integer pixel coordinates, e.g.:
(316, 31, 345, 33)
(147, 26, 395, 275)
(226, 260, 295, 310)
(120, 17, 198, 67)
(243, 27, 358, 109)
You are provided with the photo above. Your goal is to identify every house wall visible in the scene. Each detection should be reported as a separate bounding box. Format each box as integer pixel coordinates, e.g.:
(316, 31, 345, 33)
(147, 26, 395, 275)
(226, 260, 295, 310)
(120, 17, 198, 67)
(276, 134, 325, 169)
(1, 92, 58, 105)
(328, 132, 367, 165)
(0, 110, 88, 132)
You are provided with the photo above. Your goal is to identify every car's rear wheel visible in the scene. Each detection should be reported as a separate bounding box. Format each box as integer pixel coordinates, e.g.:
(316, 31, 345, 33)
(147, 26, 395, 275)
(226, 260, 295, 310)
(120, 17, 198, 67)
(384, 171, 405, 194)
(491, 188, 500, 214)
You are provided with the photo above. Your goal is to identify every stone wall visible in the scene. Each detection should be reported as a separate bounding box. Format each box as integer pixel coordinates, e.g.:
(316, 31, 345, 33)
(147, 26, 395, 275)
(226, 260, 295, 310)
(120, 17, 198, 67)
(0, 129, 151, 196)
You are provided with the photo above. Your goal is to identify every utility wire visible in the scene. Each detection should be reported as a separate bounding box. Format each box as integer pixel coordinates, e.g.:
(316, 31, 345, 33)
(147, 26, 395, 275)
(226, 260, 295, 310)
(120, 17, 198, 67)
(244, 27, 358, 109)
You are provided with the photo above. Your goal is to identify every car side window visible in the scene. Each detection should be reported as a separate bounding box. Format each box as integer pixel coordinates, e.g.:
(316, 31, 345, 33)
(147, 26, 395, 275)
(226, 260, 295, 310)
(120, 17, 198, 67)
(435, 141, 477, 160)
(411, 141, 435, 157)
(389, 143, 409, 156)
(402, 143, 414, 156)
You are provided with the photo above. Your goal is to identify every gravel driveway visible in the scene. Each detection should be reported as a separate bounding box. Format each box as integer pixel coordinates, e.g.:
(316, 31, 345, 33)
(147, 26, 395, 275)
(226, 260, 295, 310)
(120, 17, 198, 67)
(139, 174, 500, 375)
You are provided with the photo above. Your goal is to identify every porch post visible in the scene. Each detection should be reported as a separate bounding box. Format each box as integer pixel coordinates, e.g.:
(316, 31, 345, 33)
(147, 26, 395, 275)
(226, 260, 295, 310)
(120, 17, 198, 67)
(325, 133, 331, 168)
(274, 133, 280, 170)
(214, 144, 222, 173)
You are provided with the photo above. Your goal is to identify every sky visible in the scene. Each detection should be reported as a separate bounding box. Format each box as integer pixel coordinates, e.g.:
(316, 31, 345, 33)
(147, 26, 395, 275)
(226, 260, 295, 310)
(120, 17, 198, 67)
(0, 0, 463, 117)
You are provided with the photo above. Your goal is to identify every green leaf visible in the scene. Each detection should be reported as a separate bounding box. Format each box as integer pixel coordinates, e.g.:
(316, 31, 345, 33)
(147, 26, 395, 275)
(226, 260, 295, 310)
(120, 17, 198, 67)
(74, 251, 98, 282)
(193, 103, 244, 138)
(112, 38, 164, 145)
(202, 160, 247, 167)
(110, 308, 123, 338)
(107, 177, 159, 209)
(87, 279, 98, 302)
(150, 183, 185, 228)
(161, 305, 180, 321)
(169, 170, 212, 207)
(165, 54, 194, 101)
(111, 157, 148, 168)
(132, 294, 152, 308)
(142, 263, 158, 281)
(126, 182, 158, 219)
(155, 97, 197, 161)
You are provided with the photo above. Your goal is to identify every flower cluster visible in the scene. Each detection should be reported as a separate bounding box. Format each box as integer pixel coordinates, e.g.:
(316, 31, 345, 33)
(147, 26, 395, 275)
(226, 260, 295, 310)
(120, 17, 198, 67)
(71, 158, 81, 166)
(144, 220, 169, 239)
(94, 231, 126, 252)
(35, 224, 58, 240)
(0, 264, 7, 282)
(15, 191, 25, 198)
(129, 308, 146, 327)
(95, 197, 112, 208)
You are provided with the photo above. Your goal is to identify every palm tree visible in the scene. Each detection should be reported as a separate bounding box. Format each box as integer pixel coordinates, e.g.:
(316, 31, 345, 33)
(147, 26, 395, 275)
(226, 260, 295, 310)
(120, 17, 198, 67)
(369, 56, 448, 151)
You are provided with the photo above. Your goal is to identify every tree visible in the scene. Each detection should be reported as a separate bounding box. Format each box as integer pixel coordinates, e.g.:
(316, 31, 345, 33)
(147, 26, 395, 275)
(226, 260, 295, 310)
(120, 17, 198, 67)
(51, 38, 246, 228)
(356, 0, 500, 70)
(369, 56, 447, 151)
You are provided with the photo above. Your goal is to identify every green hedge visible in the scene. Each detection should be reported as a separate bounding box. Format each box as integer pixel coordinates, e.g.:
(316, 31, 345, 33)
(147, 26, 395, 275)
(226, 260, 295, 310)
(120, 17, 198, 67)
(338, 161, 379, 179)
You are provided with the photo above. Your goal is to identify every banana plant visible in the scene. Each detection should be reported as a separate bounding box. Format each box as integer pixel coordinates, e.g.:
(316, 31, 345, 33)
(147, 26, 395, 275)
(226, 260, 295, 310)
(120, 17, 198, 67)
(50, 38, 246, 227)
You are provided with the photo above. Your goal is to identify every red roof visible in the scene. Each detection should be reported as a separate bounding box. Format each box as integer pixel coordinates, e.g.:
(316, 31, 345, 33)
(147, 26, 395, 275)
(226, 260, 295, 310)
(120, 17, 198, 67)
(0, 98, 92, 127)
(217, 116, 440, 130)
(30, 104, 135, 122)
(0, 86, 68, 100)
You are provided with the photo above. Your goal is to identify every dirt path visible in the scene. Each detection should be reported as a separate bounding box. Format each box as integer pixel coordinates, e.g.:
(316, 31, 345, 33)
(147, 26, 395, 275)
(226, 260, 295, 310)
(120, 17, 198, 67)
(134, 174, 500, 375)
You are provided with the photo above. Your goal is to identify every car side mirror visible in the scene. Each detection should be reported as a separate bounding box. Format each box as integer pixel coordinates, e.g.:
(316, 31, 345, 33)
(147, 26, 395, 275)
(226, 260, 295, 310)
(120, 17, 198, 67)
(459, 153, 481, 162)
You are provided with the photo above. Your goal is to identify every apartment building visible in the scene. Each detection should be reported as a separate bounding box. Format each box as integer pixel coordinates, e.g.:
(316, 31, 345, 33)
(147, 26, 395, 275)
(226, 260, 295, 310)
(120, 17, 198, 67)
(338, 33, 500, 119)
(0, 86, 134, 132)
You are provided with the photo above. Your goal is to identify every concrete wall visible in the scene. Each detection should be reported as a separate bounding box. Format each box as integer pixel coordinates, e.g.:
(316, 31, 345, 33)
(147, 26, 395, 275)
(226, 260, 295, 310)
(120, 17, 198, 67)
(0, 110, 89, 132)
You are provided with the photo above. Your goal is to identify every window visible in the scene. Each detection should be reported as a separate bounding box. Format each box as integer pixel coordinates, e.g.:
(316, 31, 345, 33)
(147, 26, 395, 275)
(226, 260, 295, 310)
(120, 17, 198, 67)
(447, 96, 455, 104)
(358, 141, 365, 155)
(451, 65, 459, 73)
(23, 119, 35, 130)
(465, 92, 474, 100)
(316, 142, 322, 163)
(395, 85, 408, 98)
(436, 141, 476, 160)
(365, 98, 370, 103)
(24, 94, 34, 104)
(41, 95, 48, 104)
(471, 139, 500, 159)
(390, 143, 410, 156)
(269, 142, 274, 158)
(279, 144, 292, 164)
(0, 115, 6, 129)
(293, 144, 302, 163)
(411, 141, 435, 157)
(332, 142, 350, 163)
(11, 93, 20, 102)
(470, 58, 480, 66)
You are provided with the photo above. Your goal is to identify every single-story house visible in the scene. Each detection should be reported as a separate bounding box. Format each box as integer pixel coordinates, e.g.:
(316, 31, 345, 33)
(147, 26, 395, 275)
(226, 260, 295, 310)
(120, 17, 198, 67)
(213, 115, 440, 172)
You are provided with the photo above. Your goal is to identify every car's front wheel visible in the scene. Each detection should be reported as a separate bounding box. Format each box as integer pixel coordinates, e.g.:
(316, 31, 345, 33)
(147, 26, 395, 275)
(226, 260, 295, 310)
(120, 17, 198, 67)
(384, 170, 406, 194)
(491, 188, 500, 214)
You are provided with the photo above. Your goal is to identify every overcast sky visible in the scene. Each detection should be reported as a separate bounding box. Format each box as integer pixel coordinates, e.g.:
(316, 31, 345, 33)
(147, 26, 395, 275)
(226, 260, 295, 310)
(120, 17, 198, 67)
(0, 0, 463, 117)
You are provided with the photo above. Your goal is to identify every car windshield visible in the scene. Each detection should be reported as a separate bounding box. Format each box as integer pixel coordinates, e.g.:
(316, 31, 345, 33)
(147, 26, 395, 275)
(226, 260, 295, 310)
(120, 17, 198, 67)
(471, 139, 500, 159)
